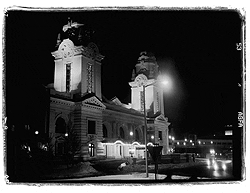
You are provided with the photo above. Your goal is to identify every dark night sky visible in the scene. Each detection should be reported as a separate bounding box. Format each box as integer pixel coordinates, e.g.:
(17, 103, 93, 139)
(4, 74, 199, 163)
(5, 9, 243, 138)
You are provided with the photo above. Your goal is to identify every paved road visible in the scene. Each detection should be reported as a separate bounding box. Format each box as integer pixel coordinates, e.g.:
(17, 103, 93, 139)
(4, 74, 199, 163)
(200, 158, 233, 179)
(158, 158, 233, 180)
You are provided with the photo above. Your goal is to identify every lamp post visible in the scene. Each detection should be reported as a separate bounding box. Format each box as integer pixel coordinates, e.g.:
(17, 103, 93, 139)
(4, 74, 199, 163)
(135, 73, 169, 178)
(134, 74, 150, 177)
(142, 84, 149, 177)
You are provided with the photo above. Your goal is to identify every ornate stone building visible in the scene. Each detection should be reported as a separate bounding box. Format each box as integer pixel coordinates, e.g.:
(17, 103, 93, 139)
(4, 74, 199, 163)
(47, 20, 170, 161)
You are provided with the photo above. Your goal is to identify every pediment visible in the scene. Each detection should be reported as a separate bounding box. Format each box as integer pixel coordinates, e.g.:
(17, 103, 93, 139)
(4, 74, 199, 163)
(155, 114, 168, 122)
(82, 96, 106, 109)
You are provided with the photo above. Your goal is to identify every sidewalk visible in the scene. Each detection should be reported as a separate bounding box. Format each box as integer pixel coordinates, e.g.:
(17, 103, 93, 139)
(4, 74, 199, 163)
(46, 172, 211, 181)
(81, 173, 167, 180)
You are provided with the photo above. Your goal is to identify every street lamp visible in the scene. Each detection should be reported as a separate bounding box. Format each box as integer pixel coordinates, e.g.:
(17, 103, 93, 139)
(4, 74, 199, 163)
(135, 73, 169, 178)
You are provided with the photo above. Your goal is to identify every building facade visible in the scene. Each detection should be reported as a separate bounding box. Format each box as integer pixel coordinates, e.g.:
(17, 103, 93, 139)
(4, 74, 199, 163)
(47, 20, 170, 161)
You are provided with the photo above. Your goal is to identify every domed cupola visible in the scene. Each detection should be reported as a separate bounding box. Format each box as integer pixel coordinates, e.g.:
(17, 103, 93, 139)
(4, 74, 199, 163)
(55, 18, 94, 48)
(132, 51, 159, 80)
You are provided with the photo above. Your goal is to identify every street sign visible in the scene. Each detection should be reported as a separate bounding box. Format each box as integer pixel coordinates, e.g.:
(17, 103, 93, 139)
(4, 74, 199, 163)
(148, 146, 163, 162)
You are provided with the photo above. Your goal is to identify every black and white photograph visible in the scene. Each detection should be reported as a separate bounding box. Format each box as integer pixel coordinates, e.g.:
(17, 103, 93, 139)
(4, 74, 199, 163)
(3, 7, 245, 185)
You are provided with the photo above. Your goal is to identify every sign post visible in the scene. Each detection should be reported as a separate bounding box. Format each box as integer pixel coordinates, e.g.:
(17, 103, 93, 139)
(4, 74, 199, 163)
(148, 146, 163, 180)
(135, 74, 149, 177)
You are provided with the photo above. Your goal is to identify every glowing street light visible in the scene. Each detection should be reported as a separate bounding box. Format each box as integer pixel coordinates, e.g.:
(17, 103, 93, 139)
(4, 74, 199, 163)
(162, 80, 169, 86)
(157, 74, 173, 93)
(130, 131, 133, 136)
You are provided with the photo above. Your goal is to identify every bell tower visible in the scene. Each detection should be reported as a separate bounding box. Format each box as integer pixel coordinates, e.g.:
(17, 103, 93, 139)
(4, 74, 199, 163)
(129, 51, 164, 116)
(48, 19, 106, 159)
(51, 19, 104, 99)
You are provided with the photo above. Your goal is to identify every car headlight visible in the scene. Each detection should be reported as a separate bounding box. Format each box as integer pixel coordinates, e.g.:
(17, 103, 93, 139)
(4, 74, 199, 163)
(222, 163, 227, 170)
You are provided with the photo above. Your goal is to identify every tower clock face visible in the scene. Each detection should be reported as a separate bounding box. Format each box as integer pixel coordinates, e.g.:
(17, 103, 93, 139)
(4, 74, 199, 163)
(87, 42, 99, 58)
(62, 44, 73, 59)
(59, 39, 74, 60)
(135, 74, 148, 87)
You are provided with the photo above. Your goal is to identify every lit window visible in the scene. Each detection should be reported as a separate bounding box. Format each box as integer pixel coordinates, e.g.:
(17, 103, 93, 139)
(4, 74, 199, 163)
(89, 143, 95, 157)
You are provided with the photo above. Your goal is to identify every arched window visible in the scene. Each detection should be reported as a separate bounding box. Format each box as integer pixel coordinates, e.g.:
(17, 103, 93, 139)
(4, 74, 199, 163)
(55, 117, 66, 133)
(103, 124, 108, 138)
(119, 127, 125, 139)
(135, 129, 139, 141)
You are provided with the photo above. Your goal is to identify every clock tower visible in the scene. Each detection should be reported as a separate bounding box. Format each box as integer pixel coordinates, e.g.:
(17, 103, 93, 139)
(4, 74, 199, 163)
(129, 51, 164, 116)
(48, 19, 106, 160)
(51, 20, 104, 99)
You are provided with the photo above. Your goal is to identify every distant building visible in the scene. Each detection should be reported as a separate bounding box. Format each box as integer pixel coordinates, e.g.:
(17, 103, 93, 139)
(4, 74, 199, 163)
(47, 20, 170, 161)
(173, 134, 232, 159)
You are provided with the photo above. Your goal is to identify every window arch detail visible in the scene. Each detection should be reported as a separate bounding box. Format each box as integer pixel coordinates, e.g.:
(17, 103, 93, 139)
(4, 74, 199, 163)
(55, 117, 67, 133)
